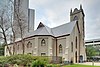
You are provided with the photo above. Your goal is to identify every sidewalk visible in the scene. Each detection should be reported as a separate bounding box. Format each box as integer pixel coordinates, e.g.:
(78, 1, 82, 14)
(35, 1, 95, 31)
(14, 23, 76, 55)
(77, 62, 100, 66)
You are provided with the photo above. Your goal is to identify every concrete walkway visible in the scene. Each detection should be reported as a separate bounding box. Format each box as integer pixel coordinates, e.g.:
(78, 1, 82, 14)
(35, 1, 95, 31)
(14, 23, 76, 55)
(77, 62, 100, 66)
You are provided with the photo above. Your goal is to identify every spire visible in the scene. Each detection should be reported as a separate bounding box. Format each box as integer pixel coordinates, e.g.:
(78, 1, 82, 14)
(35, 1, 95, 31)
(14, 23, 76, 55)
(80, 4, 85, 16)
(80, 4, 82, 10)
(70, 8, 72, 15)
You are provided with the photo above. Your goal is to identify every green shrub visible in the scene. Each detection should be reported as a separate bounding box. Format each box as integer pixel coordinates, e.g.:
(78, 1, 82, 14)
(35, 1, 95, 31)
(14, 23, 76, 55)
(0, 56, 8, 64)
(32, 56, 49, 63)
(32, 60, 47, 67)
(0, 55, 50, 66)
(46, 64, 53, 67)
(7, 54, 34, 65)
(46, 64, 61, 67)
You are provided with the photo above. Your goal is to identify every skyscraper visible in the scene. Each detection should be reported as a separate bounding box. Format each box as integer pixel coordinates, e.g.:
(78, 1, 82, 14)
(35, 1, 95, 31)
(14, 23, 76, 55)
(14, 0, 35, 38)
(0, 0, 8, 10)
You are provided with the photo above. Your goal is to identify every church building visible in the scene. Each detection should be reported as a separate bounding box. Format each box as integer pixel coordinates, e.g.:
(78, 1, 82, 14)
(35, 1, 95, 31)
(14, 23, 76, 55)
(5, 4, 86, 63)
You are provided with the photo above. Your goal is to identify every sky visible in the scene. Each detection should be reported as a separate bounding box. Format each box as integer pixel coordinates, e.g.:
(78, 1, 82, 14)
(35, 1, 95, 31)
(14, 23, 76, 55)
(29, 0, 100, 40)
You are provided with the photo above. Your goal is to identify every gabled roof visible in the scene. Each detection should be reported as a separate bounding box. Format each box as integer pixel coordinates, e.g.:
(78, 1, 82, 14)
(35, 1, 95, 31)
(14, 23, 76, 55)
(52, 21, 76, 37)
(27, 22, 53, 36)
(37, 22, 45, 29)
(33, 24, 53, 35)
(27, 21, 77, 37)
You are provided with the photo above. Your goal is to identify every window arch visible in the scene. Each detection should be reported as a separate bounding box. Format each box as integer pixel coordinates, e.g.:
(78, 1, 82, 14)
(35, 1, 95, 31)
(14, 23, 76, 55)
(71, 42, 73, 52)
(59, 44, 62, 53)
(41, 39, 46, 46)
(17, 44, 19, 50)
(76, 37, 77, 49)
(6, 48, 8, 53)
(73, 16, 78, 21)
(10, 47, 12, 51)
(27, 41, 32, 48)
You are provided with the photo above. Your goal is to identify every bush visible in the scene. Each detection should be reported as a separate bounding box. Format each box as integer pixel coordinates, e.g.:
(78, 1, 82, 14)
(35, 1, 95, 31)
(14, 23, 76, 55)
(32, 60, 47, 67)
(0, 56, 8, 65)
(46, 64, 53, 67)
(0, 55, 50, 66)
(7, 54, 34, 65)
(46, 64, 61, 67)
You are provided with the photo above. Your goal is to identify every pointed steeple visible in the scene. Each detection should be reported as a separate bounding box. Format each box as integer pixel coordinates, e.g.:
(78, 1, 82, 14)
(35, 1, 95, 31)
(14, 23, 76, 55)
(70, 8, 72, 15)
(80, 4, 83, 10)
(80, 4, 85, 16)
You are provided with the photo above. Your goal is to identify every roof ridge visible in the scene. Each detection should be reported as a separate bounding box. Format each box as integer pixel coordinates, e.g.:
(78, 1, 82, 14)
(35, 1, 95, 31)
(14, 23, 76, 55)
(52, 21, 75, 29)
(44, 25, 53, 35)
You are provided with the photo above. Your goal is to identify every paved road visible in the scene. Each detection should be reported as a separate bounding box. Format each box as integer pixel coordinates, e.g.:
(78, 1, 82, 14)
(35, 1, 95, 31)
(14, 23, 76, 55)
(77, 62, 100, 66)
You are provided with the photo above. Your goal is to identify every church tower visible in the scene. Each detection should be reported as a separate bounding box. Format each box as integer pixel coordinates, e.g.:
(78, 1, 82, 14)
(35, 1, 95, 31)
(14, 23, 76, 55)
(70, 5, 85, 35)
(70, 5, 86, 61)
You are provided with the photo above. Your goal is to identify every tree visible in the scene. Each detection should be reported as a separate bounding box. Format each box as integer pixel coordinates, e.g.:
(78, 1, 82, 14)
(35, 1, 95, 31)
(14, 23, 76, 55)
(10, 0, 27, 54)
(0, 6, 12, 55)
(86, 46, 96, 58)
(0, 0, 27, 55)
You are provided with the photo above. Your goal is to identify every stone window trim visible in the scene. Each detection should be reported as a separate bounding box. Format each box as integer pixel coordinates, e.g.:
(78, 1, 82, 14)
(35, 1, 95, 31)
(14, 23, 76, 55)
(59, 44, 62, 53)
(17, 44, 19, 50)
(41, 39, 46, 46)
(73, 16, 78, 21)
(10, 47, 12, 51)
(41, 53, 46, 56)
(27, 53, 32, 55)
(71, 42, 73, 52)
(27, 41, 32, 48)
(6, 49, 7, 53)
(76, 37, 77, 49)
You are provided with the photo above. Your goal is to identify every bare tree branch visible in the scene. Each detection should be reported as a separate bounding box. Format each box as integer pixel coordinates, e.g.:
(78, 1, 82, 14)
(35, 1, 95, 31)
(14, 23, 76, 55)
(0, 4, 12, 55)
(0, 0, 27, 55)
(4, 27, 10, 32)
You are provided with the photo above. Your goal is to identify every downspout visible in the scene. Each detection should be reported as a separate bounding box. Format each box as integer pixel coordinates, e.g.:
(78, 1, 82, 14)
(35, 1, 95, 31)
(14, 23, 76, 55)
(79, 33, 81, 62)
(56, 38, 57, 60)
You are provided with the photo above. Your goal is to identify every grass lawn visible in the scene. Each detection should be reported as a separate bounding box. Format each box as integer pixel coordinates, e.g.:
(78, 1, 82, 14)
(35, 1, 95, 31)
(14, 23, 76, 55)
(63, 64, 100, 67)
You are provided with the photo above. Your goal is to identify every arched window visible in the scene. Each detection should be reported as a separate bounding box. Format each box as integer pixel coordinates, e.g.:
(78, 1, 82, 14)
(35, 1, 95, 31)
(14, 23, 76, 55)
(17, 44, 19, 50)
(10, 47, 12, 51)
(6, 49, 7, 53)
(27, 41, 32, 48)
(59, 44, 62, 53)
(71, 42, 73, 52)
(76, 37, 77, 49)
(41, 39, 46, 46)
(73, 16, 78, 21)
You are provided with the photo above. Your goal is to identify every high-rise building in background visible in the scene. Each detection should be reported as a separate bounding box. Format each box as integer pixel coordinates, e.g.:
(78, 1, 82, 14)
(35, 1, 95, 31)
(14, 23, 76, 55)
(28, 9, 35, 33)
(0, 0, 13, 43)
(0, 0, 5, 7)
(14, 0, 35, 38)
(0, 0, 4, 9)
(0, 0, 35, 42)
(0, 0, 8, 10)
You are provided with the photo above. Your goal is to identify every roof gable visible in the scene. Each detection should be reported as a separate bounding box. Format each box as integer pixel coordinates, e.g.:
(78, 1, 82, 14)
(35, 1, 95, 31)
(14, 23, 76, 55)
(37, 22, 45, 29)
(31, 22, 53, 36)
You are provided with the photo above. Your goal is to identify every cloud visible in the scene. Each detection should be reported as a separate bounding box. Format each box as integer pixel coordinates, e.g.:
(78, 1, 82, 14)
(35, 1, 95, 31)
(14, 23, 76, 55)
(29, 0, 48, 8)
(29, 0, 100, 40)
(85, 17, 100, 40)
